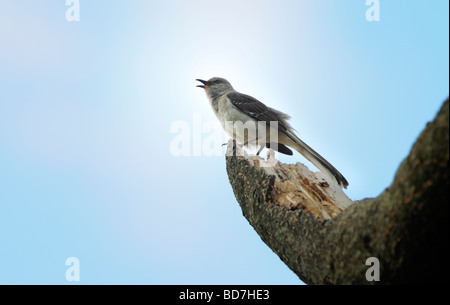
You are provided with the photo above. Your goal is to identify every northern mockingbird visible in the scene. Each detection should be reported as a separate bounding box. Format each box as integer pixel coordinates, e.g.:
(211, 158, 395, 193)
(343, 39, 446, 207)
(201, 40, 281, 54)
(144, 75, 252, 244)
(196, 77, 349, 188)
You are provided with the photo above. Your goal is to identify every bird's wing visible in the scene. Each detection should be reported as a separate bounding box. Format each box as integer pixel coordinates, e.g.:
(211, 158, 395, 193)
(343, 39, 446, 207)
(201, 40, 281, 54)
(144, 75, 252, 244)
(226, 92, 291, 132)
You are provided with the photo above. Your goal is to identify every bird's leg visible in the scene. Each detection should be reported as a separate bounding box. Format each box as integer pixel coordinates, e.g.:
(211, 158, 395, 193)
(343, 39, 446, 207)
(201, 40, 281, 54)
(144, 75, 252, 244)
(267, 148, 276, 161)
(256, 144, 265, 156)
(242, 136, 263, 155)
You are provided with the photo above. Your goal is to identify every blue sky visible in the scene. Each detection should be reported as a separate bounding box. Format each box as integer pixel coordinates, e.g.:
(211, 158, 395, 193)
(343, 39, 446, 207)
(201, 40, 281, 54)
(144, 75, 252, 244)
(0, 1, 448, 284)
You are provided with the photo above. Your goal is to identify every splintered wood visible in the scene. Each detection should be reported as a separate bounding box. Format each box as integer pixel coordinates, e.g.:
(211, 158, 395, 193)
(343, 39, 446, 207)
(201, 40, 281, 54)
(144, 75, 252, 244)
(242, 147, 353, 221)
(267, 162, 353, 220)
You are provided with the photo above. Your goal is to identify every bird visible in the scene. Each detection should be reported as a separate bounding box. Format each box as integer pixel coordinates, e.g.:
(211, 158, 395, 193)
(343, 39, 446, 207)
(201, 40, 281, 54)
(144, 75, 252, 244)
(196, 77, 349, 189)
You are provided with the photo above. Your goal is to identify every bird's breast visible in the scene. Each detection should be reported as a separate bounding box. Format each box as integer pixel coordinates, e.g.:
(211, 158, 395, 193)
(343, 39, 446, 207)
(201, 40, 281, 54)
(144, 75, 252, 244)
(216, 97, 262, 145)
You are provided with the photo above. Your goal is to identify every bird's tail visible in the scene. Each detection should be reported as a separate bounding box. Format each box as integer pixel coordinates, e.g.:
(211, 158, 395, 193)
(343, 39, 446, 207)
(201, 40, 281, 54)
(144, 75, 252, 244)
(282, 130, 349, 189)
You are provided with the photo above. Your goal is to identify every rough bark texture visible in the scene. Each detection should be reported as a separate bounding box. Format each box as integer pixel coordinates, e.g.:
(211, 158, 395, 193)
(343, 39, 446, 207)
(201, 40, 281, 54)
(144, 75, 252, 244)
(225, 99, 449, 284)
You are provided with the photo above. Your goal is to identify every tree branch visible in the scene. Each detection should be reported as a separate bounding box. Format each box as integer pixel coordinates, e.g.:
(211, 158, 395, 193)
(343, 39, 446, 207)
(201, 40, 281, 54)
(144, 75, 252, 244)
(225, 99, 449, 284)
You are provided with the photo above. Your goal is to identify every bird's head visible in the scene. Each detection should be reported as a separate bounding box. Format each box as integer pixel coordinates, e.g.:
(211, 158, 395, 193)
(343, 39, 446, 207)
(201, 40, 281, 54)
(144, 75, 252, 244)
(196, 77, 234, 99)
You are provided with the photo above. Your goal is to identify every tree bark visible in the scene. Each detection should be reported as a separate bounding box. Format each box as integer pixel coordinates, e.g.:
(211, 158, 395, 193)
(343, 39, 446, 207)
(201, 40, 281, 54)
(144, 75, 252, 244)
(225, 98, 449, 284)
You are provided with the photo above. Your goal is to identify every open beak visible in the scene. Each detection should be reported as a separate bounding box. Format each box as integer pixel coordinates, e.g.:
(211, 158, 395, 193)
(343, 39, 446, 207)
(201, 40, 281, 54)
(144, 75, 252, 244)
(196, 79, 208, 89)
